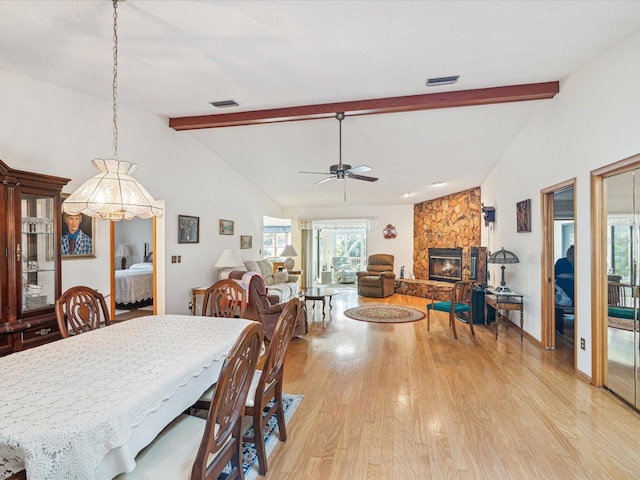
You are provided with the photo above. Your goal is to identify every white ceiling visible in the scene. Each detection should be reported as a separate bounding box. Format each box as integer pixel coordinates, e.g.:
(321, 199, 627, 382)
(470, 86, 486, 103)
(2, 1, 640, 208)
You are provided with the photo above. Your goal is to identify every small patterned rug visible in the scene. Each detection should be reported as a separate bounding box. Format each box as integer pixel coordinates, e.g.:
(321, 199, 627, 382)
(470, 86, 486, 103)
(608, 316, 637, 332)
(344, 305, 426, 323)
(222, 393, 303, 480)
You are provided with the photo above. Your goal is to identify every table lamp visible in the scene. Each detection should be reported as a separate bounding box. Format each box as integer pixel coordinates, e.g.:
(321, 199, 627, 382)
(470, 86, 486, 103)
(281, 244, 298, 271)
(116, 244, 131, 270)
(215, 248, 244, 279)
(487, 247, 519, 292)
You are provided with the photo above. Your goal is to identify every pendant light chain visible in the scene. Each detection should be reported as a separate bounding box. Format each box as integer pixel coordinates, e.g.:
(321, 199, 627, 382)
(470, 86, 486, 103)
(62, 0, 163, 220)
(112, 0, 119, 160)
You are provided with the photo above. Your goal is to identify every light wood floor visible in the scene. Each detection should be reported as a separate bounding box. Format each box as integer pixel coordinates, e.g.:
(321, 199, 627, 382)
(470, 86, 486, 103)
(264, 290, 640, 479)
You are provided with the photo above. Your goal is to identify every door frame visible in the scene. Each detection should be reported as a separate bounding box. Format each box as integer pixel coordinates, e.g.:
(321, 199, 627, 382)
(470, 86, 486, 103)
(109, 202, 165, 318)
(541, 178, 576, 359)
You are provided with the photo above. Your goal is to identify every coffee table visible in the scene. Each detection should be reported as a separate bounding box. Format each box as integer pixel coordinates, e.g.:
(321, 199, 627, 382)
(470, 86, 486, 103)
(300, 288, 339, 317)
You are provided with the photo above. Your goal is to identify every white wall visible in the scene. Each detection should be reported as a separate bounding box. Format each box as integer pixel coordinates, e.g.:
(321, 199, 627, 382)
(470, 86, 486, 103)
(0, 70, 282, 314)
(283, 204, 414, 277)
(481, 31, 640, 377)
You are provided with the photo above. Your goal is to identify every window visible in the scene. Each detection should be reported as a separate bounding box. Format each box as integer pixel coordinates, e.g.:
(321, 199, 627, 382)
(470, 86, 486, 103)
(263, 227, 291, 258)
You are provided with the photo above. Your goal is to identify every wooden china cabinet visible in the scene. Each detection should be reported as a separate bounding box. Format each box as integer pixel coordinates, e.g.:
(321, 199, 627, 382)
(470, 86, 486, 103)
(0, 159, 69, 356)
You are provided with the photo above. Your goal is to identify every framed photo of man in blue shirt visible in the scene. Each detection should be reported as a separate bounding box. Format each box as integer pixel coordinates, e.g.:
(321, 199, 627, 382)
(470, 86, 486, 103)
(61, 195, 96, 258)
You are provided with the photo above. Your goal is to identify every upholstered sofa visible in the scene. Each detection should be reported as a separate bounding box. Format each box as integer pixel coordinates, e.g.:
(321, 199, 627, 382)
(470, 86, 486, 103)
(241, 259, 299, 302)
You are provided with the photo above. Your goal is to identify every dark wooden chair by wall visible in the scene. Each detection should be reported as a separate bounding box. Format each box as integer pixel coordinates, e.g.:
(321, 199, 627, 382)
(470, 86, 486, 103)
(55, 286, 111, 338)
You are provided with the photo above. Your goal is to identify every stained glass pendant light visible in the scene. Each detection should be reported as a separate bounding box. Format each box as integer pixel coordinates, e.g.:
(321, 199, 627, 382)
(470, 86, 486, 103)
(63, 0, 163, 221)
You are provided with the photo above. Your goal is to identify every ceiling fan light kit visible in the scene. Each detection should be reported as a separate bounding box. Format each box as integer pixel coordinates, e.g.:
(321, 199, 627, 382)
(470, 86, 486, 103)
(299, 112, 378, 201)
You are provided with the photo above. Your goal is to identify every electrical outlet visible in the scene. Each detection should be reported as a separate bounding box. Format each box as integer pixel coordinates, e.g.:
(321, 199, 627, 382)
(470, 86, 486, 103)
(171, 255, 177, 263)
(177, 255, 181, 263)
(580, 338, 586, 350)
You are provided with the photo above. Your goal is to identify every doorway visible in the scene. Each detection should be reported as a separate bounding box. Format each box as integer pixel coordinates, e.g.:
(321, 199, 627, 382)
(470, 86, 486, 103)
(541, 179, 576, 365)
(110, 217, 158, 320)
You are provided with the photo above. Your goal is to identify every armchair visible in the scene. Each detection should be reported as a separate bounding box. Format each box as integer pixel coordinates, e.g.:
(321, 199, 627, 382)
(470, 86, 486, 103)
(357, 254, 396, 298)
(332, 256, 357, 284)
(228, 271, 307, 341)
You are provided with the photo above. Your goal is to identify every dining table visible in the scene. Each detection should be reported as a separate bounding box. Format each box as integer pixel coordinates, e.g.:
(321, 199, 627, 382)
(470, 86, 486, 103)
(0, 314, 256, 480)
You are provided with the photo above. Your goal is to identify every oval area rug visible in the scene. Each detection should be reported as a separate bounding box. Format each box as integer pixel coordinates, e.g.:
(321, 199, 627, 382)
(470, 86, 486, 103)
(344, 305, 425, 323)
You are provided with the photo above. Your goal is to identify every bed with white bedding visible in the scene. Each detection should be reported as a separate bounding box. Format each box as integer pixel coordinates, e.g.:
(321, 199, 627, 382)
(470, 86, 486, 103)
(115, 262, 153, 307)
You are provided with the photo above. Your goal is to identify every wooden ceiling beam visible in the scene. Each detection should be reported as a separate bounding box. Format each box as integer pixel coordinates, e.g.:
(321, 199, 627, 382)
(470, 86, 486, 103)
(169, 81, 559, 131)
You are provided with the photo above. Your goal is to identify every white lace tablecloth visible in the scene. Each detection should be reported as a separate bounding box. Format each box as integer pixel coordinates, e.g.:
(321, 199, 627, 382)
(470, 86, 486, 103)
(0, 315, 254, 480)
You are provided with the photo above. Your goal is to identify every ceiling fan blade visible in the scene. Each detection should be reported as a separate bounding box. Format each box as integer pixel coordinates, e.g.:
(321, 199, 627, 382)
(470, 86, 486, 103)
(347, 173, 379, 182)
(346, 165, 373, 175)
(315, 176, 336, 184)
(299, 171, 332, 175)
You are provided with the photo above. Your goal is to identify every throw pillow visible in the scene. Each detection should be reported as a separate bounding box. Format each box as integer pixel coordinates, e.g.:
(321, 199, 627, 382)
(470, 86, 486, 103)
(244, 260, 260, 274)
(257, 259, 274, 278)
(273, 271, 289, 283)
(264, 274, 275, 286)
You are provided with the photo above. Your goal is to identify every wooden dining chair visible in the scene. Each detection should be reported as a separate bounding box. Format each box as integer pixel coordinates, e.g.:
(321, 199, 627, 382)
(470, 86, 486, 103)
(193, 299, 300, 474)
(55, 286, 111, 338)
(242, 297, 300, 475)
(201, 279, 247, 318)
(426, 280, 476, 339)
(115, 321, 264, 480)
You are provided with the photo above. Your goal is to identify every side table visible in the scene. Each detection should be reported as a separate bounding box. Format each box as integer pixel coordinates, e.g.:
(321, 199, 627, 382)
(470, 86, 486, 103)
(191, 286, 209, 315)
(484, 289, 524, 341)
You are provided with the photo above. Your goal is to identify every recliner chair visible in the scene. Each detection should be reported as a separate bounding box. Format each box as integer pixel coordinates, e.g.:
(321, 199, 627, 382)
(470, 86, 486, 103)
(228, 271, 308, 341)
(357, 254, 396, 297)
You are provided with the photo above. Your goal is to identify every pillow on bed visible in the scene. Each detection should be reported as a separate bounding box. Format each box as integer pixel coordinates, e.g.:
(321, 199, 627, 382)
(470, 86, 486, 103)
(129, 263, 153, 271)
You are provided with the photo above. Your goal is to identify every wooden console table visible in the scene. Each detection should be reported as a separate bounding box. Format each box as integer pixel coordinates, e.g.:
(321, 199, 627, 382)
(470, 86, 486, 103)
(484, 289, 524, 341)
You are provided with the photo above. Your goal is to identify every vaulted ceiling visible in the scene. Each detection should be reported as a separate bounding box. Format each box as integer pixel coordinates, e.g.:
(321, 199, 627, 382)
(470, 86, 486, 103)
(2, 1, 640, 207)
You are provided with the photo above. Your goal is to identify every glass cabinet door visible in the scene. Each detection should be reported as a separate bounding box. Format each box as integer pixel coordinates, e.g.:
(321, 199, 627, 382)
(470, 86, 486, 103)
(21, 193, 56, 315)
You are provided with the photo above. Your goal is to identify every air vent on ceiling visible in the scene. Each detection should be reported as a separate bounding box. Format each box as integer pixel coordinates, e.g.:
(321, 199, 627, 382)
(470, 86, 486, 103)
(426, 75, 459, 87)
(209, 100, 239, 108)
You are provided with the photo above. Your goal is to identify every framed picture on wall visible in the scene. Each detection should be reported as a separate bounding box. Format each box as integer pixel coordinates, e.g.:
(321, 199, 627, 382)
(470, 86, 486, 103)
(220, 219, 234, 235)
(178, 215, 200, 243)
(240, 235, 252, 249)
(61, 193, 96, 258)
(516, 199, 531, 233)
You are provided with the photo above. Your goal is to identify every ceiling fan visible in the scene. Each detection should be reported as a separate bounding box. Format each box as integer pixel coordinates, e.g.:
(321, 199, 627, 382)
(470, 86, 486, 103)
(299, 113, 378, 198)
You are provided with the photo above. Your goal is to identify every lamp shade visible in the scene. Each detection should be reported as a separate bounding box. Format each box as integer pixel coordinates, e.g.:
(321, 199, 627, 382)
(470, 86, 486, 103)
(115, 244, 130, 257)
(115, 243, 131, 270)
(215, 248, 243, 269)
(488, 247, 519, 291)
(280, 245, 298, 257)
(487, 248, 519, 264)
(63, 159, 163, 221)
